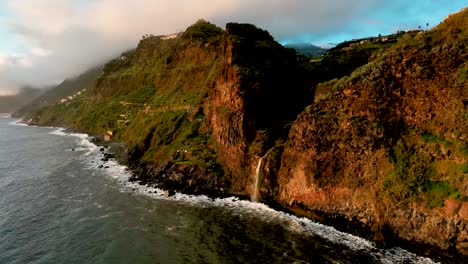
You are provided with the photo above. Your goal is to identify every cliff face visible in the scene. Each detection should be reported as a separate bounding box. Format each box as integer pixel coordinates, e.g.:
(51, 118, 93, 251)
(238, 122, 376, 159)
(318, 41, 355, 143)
(258, 8, 467, 258)
(25, 20, 313, 197)
(206, 23, 312, 194)
(20, 10, 467, 260)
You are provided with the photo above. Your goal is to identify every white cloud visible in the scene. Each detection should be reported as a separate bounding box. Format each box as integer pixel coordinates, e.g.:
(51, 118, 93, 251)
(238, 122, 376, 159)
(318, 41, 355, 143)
(30, 47, 52, 57)
(0, 0, 378, 93)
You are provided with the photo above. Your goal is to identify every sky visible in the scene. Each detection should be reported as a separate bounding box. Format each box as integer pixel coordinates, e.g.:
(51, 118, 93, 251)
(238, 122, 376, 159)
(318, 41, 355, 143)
(0, 0, 466, 95)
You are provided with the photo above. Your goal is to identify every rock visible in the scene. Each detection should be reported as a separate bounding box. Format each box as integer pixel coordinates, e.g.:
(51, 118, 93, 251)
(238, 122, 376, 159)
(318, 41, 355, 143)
(103, 153, 115, 159)
(100, 147, 105, 152)
(98, 165, 103, 169)
(444, 199, 459, 216)
(456, 229, 468, 255)
(169, 173, 183, 182)
(163, 190, 176, 197)
(459, 202, 468, 219)
(71, 148, 75, 151)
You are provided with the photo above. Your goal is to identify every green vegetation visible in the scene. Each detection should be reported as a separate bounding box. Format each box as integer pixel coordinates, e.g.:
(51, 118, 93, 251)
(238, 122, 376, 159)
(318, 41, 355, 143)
(227, 22, 314, 142)
(420, 132, 453, 147)
(285, 43, 327, 58)
(14, 67, 102, 118)
(17, 10, 468, 219)
(22, 20, 231, 178)
(385, 141, 434, 201)
(423, 181, 461, 208)
(0, 87, 42, 113)
(312, 39, 396, 83)
(183, 19, 224, 41)
(381, 128, 467, 208)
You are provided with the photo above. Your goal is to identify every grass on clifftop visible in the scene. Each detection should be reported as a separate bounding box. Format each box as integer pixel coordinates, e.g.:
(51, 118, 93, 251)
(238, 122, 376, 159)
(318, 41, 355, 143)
(305, 8, 468, 209)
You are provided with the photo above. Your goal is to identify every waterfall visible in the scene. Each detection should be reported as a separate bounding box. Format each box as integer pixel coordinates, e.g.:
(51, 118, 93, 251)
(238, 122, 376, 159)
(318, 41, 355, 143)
(251, 157, 263, 202)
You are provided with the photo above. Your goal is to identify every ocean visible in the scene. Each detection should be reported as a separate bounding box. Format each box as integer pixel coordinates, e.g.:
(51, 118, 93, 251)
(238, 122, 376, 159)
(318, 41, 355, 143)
(0, 114, 434, 263)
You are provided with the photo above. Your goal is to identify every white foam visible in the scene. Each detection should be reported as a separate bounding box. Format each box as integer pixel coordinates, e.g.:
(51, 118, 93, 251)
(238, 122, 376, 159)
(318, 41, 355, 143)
(48, 128, 97, 155)
(66, 129, 435, 263)
(88, 158, 435, 262)
(8, 120, 28, 126)
(49, 128, 89, 139)
(0, 113, 11, 118)
(48, 128, 67, 136)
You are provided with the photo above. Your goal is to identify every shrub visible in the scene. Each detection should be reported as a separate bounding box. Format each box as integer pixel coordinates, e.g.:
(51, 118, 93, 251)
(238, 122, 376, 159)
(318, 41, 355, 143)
(384, 140, 434, 201)
(183, 20, 224, 41)
(423, 181, 461, 208)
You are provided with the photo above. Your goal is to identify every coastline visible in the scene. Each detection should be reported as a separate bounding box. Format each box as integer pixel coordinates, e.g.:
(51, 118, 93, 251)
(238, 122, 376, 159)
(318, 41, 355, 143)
(89, 135, 468, 263)
(11, 119, 463, 263)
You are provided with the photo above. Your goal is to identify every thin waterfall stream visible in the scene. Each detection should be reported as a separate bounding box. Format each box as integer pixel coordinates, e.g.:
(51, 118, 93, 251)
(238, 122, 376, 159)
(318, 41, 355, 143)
(251, 157, 263, 202)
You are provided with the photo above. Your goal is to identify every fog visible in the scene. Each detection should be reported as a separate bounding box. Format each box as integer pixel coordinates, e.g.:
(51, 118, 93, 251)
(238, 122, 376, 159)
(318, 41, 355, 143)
(0, 0, 463, 94)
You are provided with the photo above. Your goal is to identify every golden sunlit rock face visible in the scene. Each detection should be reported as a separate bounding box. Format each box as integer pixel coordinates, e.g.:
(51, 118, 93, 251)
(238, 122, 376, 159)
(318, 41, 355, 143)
(14, 8, 468, 259)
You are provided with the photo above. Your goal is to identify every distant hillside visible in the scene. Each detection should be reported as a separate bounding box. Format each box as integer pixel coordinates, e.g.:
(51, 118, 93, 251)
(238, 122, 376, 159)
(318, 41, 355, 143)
(304, 30, 429, 91)
(13, 66, 103, 118)
(285, 43, 328, 58)
(0, 87, 42, 113)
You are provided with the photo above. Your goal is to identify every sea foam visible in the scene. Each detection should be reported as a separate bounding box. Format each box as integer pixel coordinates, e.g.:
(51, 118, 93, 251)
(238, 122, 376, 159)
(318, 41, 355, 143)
(7, 120, 28, 126)
(51, 127, 435, 264)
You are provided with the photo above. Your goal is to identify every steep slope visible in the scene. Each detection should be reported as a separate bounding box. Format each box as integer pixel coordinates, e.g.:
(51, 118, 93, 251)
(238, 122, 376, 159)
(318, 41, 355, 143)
(13, 67, 103, 119)
(0, 87, 42, 113)
(20, 11, 467, 260)
(26, 20, 314, 197)
(258, 8, 467, 259)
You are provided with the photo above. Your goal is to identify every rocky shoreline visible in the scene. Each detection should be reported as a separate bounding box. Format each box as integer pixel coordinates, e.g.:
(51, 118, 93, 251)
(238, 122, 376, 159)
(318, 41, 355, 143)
(89, 135, 465, 263)
(15, 10, 467, 262)
(15, 118, 465, 263)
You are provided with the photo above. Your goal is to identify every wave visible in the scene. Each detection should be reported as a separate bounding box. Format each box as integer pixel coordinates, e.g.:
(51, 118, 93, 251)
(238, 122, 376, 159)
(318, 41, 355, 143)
(49, 128, 88, 139)
(7, 120, 29, 126)
(0, 113, 11, 118)
(48, 128, 97, 155)
(43, 127, 435, 263)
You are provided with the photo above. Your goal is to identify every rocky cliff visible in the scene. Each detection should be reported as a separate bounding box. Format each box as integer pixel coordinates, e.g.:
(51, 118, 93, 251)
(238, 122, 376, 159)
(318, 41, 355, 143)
(18, 9, 468, 261)
(23, 20, 313, 197)
(258, 8, 468, 260)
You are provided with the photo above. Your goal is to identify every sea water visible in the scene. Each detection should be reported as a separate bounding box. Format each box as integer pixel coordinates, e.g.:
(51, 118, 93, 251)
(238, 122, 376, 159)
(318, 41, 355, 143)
(0, 116, 434, 263)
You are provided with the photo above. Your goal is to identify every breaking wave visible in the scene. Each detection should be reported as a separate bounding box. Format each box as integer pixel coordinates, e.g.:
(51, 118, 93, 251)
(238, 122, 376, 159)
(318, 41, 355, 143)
(50, 127, 435, 264)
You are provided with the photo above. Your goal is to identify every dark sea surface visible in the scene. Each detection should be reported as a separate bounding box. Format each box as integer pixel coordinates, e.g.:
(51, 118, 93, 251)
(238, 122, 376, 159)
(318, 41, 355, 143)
(0, 115, 435, 264)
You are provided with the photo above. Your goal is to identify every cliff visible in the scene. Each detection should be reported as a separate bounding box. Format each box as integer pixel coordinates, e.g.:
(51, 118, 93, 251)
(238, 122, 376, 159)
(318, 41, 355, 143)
(23, 20, 314, 197)
(18, 9, 468, 261)
(13, 67, 102, 119)
(258, 8, 468, 260)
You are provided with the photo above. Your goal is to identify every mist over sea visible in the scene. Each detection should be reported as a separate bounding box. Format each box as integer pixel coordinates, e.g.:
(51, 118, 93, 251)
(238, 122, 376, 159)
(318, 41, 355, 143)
(0, 115, 434, 263)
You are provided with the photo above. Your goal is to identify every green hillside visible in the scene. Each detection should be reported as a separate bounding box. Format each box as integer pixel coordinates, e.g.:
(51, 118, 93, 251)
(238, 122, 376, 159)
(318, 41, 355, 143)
(13, 66, 103, 118)
(0, 87, 42, 113)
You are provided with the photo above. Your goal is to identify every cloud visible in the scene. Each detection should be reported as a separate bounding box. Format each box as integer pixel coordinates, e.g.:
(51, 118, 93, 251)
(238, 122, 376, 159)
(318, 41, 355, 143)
(2, 0, 463, 94)
(0, 0, 380, 93)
